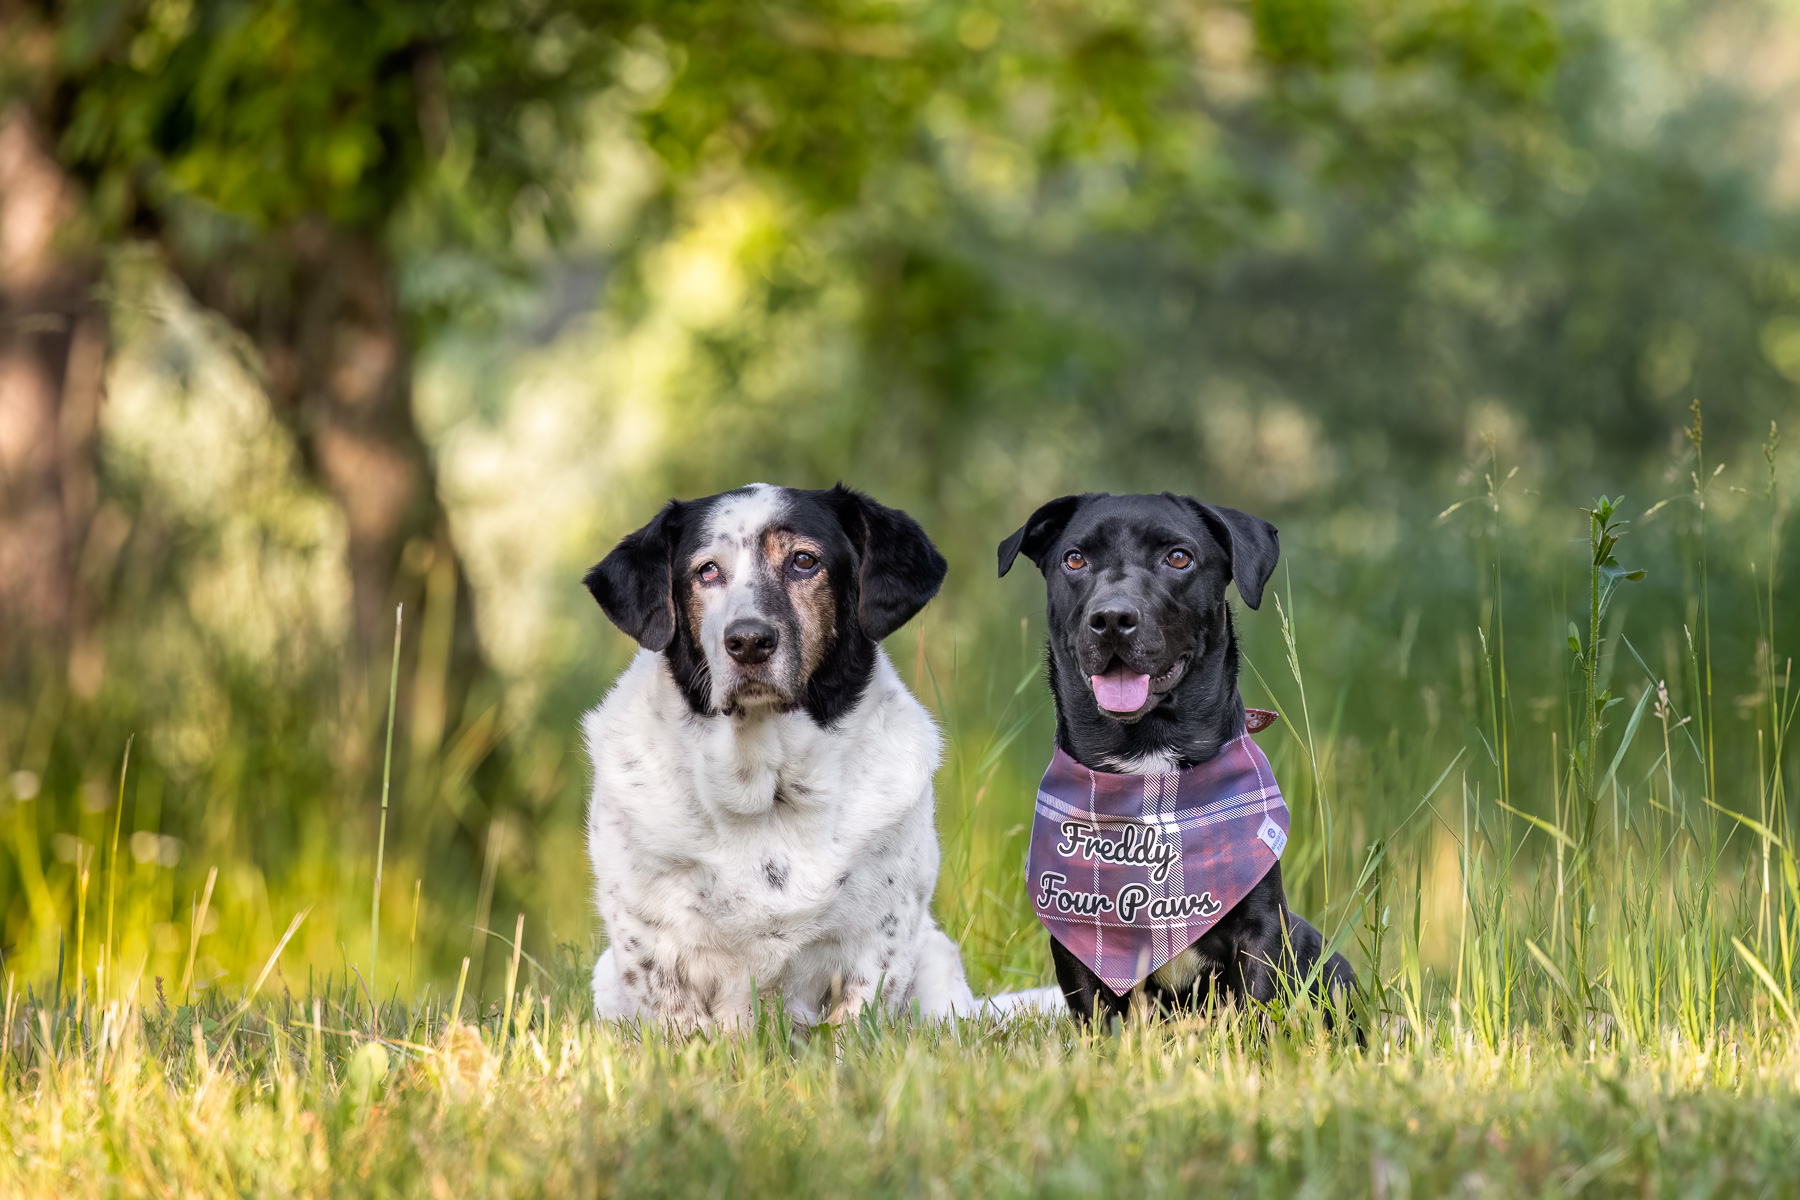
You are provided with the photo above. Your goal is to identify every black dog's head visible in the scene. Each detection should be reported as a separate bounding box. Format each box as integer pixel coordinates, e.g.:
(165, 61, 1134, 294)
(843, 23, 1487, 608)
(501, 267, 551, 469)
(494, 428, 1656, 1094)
(586, 484, 946, 723)
(999, 492, 1278, 766)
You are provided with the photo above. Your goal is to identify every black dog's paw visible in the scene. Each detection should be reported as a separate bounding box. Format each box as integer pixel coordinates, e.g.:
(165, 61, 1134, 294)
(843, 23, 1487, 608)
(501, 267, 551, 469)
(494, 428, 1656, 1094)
(1279, 912, 1362, 1038)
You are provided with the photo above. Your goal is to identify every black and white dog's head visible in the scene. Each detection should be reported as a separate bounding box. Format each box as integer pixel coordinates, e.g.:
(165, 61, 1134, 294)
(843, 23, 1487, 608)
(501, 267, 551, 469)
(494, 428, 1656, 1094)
(999, 492, 1279, 767)
(587, 484, 946, 723)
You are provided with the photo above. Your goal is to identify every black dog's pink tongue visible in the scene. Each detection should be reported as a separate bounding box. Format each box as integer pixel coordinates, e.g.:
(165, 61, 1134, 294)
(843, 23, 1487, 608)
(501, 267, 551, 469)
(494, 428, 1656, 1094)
(1091, 665, 1151, 713)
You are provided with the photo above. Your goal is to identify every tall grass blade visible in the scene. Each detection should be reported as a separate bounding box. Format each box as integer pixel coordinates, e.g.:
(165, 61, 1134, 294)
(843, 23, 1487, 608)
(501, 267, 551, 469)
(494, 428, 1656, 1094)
(371, 604, 404, 1002)
(1526, 938, 1576, 1004)
(222, 907, 312, 1025)
(1493, 797, 1577, 850)
(1598, 682, 1655, 796)
(179, 866, 218, 1004)
(1731, 937, 1798, 1027)
(101, 734, 131, 1002)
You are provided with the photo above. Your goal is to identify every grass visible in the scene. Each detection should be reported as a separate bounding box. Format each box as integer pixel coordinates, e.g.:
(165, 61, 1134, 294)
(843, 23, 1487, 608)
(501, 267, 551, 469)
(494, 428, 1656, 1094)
(5, 978, 1800, 1197)
(3, 413, 1800, 1194)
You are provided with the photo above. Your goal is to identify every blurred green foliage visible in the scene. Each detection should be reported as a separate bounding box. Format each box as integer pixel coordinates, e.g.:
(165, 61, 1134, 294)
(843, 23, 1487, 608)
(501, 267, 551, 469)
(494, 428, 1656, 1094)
(45, 0, 613, 241)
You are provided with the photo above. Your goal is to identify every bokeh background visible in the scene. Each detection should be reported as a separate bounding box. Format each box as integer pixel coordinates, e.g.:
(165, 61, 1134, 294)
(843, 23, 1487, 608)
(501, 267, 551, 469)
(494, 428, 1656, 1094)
(3, 0, 1797, 1007)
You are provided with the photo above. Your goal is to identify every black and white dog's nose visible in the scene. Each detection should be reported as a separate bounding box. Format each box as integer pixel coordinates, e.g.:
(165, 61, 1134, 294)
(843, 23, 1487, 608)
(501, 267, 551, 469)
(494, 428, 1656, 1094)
(1087, 604, 1139, 637)
(724, 618, 779, 664)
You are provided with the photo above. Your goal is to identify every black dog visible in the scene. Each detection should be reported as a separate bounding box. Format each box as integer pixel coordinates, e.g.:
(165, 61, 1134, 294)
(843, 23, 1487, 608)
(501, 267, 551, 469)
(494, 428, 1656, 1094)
(999, 491, 1356, 1025)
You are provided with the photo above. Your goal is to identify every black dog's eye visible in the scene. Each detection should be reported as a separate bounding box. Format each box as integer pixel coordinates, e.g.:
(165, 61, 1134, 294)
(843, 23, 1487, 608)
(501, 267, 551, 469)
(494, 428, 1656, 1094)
(697, 562, 721, 583)
(791, 551, 819, 572)
(1165, 549, 1193, 570)
(1064, 550, 1087, 571)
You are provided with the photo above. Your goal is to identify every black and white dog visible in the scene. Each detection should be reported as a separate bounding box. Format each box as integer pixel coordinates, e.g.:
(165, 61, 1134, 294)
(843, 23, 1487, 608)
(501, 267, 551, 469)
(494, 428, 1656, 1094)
(582, 483, 974, 1028)
(999, 491, 1355, 1024)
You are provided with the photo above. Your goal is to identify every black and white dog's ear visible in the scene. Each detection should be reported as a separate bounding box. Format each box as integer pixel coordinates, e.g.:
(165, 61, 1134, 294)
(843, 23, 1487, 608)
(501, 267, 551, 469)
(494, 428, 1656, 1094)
(827, 485, 947, 641)
(584, 500, 686, 651)
(1176, 496, 1280, 610)
(997, 494, 1089, 577)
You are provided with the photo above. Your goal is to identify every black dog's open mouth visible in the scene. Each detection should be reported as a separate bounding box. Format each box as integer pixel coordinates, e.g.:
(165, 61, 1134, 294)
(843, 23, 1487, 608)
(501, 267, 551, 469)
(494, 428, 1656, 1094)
(1090, 656, 1188, 719)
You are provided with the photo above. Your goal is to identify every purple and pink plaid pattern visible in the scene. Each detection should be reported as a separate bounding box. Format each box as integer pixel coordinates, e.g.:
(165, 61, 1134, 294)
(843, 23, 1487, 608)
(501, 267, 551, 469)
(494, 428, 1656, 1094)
(1028, 725, 1289, 994)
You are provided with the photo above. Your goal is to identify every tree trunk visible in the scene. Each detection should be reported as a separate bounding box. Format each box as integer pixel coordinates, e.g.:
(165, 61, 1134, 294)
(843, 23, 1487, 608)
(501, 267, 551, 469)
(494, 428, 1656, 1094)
(0, 103, 104, 693)
(177, 218, 490, 755)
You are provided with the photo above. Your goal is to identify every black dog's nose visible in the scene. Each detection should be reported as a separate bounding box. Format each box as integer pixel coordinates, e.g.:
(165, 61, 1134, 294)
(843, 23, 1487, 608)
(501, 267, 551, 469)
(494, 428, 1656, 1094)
(1088, 604, 1139, 637)
(724, 618, 779, 664)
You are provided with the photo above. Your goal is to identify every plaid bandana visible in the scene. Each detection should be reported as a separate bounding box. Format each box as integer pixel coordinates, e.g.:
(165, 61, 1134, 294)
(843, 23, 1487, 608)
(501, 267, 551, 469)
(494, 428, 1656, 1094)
(1028, 710, 1287, 993)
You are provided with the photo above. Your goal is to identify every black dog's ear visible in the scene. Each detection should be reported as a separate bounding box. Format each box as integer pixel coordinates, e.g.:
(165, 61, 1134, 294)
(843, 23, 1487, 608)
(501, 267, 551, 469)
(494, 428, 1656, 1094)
(584, 500, 686, 651)
(827, 485, 947, 641)
(998, 494, 1089, 577)
(1176, 496, 1280, 610)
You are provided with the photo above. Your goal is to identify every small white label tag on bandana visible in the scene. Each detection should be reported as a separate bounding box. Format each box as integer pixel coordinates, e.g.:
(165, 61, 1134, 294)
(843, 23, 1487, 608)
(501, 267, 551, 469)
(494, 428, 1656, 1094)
(1258, 815, 1287, 858)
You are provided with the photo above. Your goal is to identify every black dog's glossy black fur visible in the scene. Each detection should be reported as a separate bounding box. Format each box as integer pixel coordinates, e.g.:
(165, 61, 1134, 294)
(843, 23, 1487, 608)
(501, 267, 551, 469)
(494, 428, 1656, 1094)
(999, 492, 1356, 1025)
(587, 484, 946, 727)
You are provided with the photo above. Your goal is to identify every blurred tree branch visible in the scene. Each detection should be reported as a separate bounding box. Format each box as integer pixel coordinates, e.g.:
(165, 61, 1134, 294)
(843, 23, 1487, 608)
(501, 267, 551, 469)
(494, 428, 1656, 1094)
(0, 17, 105, 693)
(1, 0, 629, 724)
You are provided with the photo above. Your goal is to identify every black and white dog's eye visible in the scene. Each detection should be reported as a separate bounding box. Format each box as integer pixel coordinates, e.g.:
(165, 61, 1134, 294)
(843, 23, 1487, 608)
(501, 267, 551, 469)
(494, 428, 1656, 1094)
(1064, 550, 1087, 571)
(697, 562, 721, 583)
(791, 551, 819, 572)
(1165, 549, 1193, 570)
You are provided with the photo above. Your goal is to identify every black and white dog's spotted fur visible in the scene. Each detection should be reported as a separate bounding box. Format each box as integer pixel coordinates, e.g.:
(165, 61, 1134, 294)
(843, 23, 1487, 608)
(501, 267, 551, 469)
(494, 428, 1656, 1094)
(1000, 491, 1356, 1025)
(582, 483, 974, 1028)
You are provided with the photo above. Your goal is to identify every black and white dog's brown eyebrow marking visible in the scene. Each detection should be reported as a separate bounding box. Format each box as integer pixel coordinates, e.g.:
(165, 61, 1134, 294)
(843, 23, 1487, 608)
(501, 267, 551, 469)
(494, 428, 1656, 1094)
(759, 527, 838, 679)
(587, 482, 946, 726)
